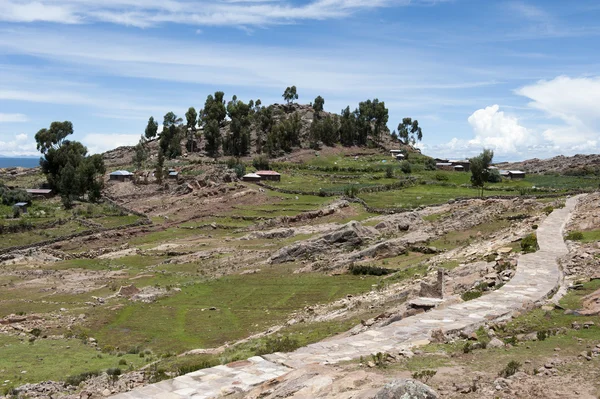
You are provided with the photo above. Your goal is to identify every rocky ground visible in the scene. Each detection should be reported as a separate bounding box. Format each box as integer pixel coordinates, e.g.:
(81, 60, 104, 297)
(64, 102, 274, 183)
(496, 153, 600, 175)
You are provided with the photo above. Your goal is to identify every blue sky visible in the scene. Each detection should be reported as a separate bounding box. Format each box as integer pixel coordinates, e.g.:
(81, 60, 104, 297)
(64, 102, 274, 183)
(1, 0, 599, 161)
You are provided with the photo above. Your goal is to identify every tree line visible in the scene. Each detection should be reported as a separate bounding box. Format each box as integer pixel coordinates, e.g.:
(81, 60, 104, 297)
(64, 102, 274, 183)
(134, 86, 425, 168)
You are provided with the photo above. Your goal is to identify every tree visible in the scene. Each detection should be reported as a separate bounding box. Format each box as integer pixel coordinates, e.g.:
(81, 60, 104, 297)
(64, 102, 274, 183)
(255, 105, 273, 154)
(224, 95, 252, 156)
(155, 149, 165, 184)
(144, 117, 158, 140)
(282, 86, 298, 105)
(313, 95, 324, 113)
(339, 106, 357, 146)
(35, 121, 105, 207)
(133, 135, 148, 169)
(160, 112, 183, 159)
(185, 107, 198, 152)
(470, 149, 494, 197)
(397, 118, 423, 145)
(204, 119, 221, 158)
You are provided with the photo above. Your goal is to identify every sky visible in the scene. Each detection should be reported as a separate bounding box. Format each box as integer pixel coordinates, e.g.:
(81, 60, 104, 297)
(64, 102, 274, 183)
(0, 0, 599, 161)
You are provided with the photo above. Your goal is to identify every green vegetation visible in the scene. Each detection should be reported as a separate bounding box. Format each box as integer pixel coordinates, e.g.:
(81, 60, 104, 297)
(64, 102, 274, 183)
(0, 335, 145, 386)
(566, 229, 600, 243)
(520, 233, 538, 253)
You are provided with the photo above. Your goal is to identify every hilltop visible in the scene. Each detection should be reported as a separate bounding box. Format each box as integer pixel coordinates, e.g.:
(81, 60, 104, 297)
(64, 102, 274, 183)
(496, 153, 600, 176)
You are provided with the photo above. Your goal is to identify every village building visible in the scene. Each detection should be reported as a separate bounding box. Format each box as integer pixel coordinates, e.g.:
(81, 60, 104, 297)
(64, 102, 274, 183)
(242, 173, 262, 183)
(435, 162, 453, 171)
(255, 170, 281, 182)
(26, 188, 53, 198)
(168, 170, 179, 179)
(14, 202, 28, 213)
(435, 158, 469, 172)
(507, 170, 526, 179)
(109, 170, 134, 182)
(390, 150, 405, 158)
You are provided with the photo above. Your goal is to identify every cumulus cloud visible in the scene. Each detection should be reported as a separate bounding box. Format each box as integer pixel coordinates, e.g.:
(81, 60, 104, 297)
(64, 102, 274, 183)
(430, 75, 600, 161)
(0, 133, 38, 156)
(0, 113, 28, 122)
(467, 104, 534, 154)
(81, 133, 140, 154)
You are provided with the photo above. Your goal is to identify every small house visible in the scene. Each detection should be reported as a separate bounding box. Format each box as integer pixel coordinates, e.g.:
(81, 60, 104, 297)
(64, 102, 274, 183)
(168, 170, 179, 180)
(255, 170, 281, 182)
(109, 170, 134, 182)
(395, 154, 405, 161)
(436, 162, 453, 171)
(26, 188, 53, 198)
(14, 202, 28, 213)
(390, 150, 404, 158)
(242, 173, 262, 183)
(453, 165, 465, 172)
(449, 160, 470, 172)
(507, 170, 526, 180)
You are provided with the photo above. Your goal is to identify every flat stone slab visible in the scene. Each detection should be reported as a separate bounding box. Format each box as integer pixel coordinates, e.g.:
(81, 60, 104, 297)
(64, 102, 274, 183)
(112, 195, 582, 399)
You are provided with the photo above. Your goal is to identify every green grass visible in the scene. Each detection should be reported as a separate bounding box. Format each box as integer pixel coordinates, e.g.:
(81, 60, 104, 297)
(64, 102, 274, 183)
(429, 219, 511, 251)
(0, 335, 146, 386)
(567, 229, 600, 244)
(85, 268, 379, 354)
(358, 185, 516, 209)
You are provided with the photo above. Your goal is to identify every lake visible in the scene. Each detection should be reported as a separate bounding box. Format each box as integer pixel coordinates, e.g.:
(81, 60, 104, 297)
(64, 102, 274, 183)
(0, 157, 40, 168)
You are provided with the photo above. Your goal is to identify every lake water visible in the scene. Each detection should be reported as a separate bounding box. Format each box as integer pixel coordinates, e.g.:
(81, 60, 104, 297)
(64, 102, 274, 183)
(0, 157, 40, 168)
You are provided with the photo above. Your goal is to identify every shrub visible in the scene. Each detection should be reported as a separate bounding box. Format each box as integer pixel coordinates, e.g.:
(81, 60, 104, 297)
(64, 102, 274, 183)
(252, 155, 270, 171)
(463, 342, 473, 353)
(371, 352, 387, 368)
(521, 233, 538, 253)
(536, 330, 548, 341)
(30, 328, 41, 337)
(542, 205, 554, 215)
(349, 264, 393, 276)
(118, 359, 127, 366)
(566, 231, 584, 241)
(177, 360, 218, 376)
(65, 371, 100, 387)
(256, 336, 300, 355)
(344, 185, 358, 198)
(499, 360, 521, 378)
(385, 165, 394, 178)
(412, 369, 437, 383)
(434, 173, 449, 181)
(488, 168, 502, 183)
(400, 161, 412, 174)
(424, 158, 437, 171)
(461, 290, 483, 301)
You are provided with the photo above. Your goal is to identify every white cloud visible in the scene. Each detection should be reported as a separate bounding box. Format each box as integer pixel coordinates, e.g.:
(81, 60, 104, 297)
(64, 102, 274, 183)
(81, 133, 140, 154)
(0, 133, 38, 156)
(0, 0, 420, 28)
(467, 104, 535, 154)
(0, 113, 28, 122)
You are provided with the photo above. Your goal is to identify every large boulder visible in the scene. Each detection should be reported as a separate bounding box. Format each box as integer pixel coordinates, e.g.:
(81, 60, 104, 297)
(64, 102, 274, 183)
(374, 379, 439, 399)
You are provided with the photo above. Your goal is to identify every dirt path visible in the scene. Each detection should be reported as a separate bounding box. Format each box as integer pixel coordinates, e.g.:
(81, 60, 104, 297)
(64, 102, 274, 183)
(110, 195, 583, 399)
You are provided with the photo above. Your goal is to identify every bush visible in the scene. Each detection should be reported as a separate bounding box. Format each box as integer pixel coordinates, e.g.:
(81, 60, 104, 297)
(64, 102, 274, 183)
(106, 367, 122, 380)
(521, 233, 538, 253)
(118, 359, 127, 366)
(434, 173, 448, 181)
(424, 158, 437, 171)
(349, 264, 393, 276)
(400, 161, 412, 174)
(256, 336, 300, 355)
(412, 369, 437, 383)
(536, 330, 548, 341)
(65, 371, 100, 387)
(461, 290, 483, 301)
(566, 231, 584, 241)
(542, 205, 554, 215)
(344, 185, 358, 198)
(385, 165, 394, 178)
(177, 360, 219, 376)
(252, 155, 270, 171)
(499, 360, 521, 378)
(488, 168, 502, 183)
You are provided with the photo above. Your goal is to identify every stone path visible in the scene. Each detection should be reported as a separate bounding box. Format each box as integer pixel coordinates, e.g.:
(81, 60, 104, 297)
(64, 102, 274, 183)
(112, 195, 581, 399)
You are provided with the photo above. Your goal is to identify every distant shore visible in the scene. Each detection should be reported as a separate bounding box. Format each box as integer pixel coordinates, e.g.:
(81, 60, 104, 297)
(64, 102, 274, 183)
(0, 157, 40, 169)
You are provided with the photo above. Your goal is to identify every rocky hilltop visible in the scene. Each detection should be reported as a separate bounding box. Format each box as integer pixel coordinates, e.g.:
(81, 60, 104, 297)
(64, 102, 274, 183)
(496, 153, 600, 175)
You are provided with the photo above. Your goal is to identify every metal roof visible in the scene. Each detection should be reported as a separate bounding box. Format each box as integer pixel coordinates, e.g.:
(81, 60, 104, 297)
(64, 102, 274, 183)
(508, 170, 525, 174)
(26, 189, 52, 194)
(243, 173, 261, 178)
(168, 171, 179, 176)
(436, 162, 452, 166)
(255, 170, 280, 176)
(14, 202, 28, 207)
(110, 170, 134, 176)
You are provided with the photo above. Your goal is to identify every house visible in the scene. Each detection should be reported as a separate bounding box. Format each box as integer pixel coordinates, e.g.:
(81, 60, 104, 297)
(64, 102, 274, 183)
(255, 170, 281, 182)
(436, 162, 453, 171)
(14, 202, 28, 213)
(168, 170, 179, 179)
(26, 188, 53, 198)
(242, 173, 262, 183)
(395, 154, 405, 161)
(507, 170, 526, 180)
(449, 160, 470, 172)
(109, 170, 134, 182)
(390, 150, 404, 158)
(453, 165, 465, 172)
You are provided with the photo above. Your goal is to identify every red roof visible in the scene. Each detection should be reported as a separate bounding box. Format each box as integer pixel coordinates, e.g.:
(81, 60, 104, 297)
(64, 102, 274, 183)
(255, 170, 280, 176)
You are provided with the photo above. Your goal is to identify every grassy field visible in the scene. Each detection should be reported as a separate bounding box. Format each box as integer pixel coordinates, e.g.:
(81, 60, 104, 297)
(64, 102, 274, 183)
(358, 185, 516, 209)
(84, 266, 379, 354)
(0, 335, 149, 390)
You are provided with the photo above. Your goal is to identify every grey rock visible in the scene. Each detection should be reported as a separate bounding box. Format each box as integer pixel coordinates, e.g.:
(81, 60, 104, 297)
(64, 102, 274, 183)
(374, 379, 439, 399)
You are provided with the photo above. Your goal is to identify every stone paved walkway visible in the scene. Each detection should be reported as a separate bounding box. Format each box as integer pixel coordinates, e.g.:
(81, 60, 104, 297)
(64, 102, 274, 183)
(112, 195, 581, 399)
